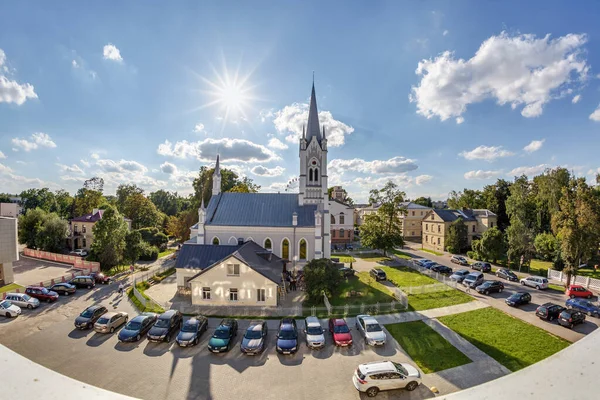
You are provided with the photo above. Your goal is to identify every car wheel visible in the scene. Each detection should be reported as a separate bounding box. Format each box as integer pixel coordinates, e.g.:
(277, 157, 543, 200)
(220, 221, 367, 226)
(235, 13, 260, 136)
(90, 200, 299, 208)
(136, 334, 141, 341)
(536, 285, 540, 290)
(484, 290, 489, 295)
(87, 285, 92, 289)
(27, 304, 33, 309)
(166, 334, 171, 342)
(570, 295, 575, 299)
(110, 327, 115, 333)
(5, 312, 11, 318)
(406, 381, 419, 391)
(366, 387, 379, 397)
(569, 323, 574, 329)
(520, 281, 525, 286)
(47, 298, 51, 303)
(499, 288, 503, 293)
(587, 295, 592, 299)
(64, 291, 69, 296)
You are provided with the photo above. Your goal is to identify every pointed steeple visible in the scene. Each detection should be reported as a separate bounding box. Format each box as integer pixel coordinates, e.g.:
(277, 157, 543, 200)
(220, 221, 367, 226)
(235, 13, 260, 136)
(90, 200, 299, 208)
(306, 81, 322, 143)
(214, 154, 221, 176)
(212, 154, 222, 196)
(200, 197, 205, 210)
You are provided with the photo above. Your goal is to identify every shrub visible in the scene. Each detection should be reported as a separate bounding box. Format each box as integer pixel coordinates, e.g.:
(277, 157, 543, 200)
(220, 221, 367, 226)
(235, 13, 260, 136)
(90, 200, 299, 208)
(139, 241, 159, 261)
(137, 227, 169, 248)
(467, 251, 480, 260)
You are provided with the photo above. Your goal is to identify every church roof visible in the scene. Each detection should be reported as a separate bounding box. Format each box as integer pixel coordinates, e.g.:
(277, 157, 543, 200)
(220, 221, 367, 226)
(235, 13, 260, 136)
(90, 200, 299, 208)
(306, 83, 322, 143)
(205, 192, 317, 227)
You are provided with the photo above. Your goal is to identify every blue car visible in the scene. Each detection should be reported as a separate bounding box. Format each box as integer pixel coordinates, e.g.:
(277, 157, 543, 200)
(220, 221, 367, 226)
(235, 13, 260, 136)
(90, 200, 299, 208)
(118, 312, 158, 342)
(422, 261, 437, 269)
(276, 318, 298, 354)
(566, 298, 600, 317)
(415, 259, 432, 267)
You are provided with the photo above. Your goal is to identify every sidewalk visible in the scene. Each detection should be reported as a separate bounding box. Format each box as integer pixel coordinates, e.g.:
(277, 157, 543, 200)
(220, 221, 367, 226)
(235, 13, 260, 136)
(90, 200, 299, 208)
(375, 301, 489, 325)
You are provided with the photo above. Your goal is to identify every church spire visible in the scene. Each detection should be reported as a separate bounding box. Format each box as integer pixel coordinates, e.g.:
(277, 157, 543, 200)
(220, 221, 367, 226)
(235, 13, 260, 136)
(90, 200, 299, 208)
(212, 154, 222, 196)
(214, 154, 221, 176)
(306, 81, 322, 143)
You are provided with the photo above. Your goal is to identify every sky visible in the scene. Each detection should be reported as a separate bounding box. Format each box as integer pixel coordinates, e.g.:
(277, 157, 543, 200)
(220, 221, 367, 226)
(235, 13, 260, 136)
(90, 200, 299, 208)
(1, 1, 600, 203)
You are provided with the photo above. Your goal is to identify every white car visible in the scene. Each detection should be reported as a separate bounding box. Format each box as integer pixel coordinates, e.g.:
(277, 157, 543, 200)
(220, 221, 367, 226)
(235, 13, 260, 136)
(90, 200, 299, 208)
(353, 360, 421, 397)
(0, 300, 22, 318)
(71, 249, 88, 257)
(4, 293, 40, 309)
(356, 315, 386, 346)
(520, 276, 549, 290)
(304, 316, 325, 349)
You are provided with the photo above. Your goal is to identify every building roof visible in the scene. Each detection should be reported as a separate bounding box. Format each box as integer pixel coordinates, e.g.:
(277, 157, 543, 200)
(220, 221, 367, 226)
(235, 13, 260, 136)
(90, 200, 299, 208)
(175, 243, 241, 270)
(432, 209, 478, 222)
(400, 201, 431, 209)
(205, 192, 317, 227)
(70, 209, 132, 223)
(306, 82, 322, 143)
(472, 209, 497, 217)
(329, 198, 353, 208)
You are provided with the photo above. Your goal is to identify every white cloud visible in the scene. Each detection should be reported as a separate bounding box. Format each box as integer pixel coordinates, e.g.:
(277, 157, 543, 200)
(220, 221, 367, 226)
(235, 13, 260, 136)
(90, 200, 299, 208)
(193, 123, 205, 133)
(273, 103, 354, 147)
(588, 168, 600, 176)
(103, 43, 123, 62)
(572, 94, 581, 104)
(0, 74, 38, 105)
(590, 104, 600, 121)
(80, 159, 90, 167)
(455, 116, 464, 124)
(415, 175, 433, 185)
(443, 30, 449, 36)
(250, 165, 285, 177)
(0, 150, 5, 159)
(90, 152, 100, 160)
(157, 138, 279, 163)
(509, 164, 548, 177)
(97, 159, 147, 174)
(0, 162, 13, 174)
(259, 108, 275, 122)
(11, 132, 57, 152)
(329, 156, 418, 175)
(56, 163, 85, 175)
(464, 170, 502, 180)
(523, 139, 545, 153)
(160, 161, 177, 175)
(268, 137, 288, 150)
(410, 32, 589, 121)
(459, 145, 514, 161)
(72, 60, 79, 68)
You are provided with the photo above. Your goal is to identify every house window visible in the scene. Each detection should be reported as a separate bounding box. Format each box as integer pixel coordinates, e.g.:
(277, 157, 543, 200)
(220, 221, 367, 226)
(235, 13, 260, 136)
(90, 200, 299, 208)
(299, 239, 307, 260)
(490, 222, 494, 228)
(257, 289, 266, 302)
(282, 239, 290, 259)
(82, 226, 86, 233)
(340, 214, 345, 224)
(227, 264, 240, 276)
(314, 168, 318, 183)
(438, 225, 441, 233)
(411, 232, 415, 236)
(309, 169, 313, 182)
(412, 211, 415, 216)
(229, 289, 238, 301)
(82, 238, 87, 248)
(348, 230, 351, 238)
(74, 225, 78, 233)
(331, 215, 336, 224)
(425, 224, 428, 231)
(431, 215, 434, 220)
(472, 225, 476, 232)
(264, 238, 272, 250)
(332, 230, 336, 238)
(339, 229, 344, 239)
(212, 237, 220, 245)
(202, 287, 211, 300)
(437, 238, 441, 245)
(425, 235, 428, 243)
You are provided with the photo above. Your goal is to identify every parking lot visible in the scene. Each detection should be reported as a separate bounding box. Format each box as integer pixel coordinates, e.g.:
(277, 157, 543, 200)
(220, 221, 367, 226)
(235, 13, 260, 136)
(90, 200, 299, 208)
(12, 256, 80, 286)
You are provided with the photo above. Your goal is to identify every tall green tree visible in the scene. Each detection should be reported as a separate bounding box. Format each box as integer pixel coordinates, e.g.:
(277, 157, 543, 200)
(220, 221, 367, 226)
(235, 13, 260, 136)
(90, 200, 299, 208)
(474, 227, 506, 263)
(506, 175, 537, 265)
(192, 166, 259, 208)
(482, 179, 511, 231)
(413, 196, 433, 208)
(123, 193, 161, 229)
(149, 190, 181, 216)
(91, 206, 128, 269)
(303, 258, 342, 304)
(116, 184, 144, 213)
(447, 189, 486, 209)
(534, 232, 560, 261)
(18, 208, 68, 252)
(73, 188, 105, 216)
(19, 188, 57, 213)
(52, 189, 74, 220)
(167, 209, 198, 243)
(83, 176, 104, 192)
(445, 218, 468, 253)
(0, 193, 13, 203)
(533, 167, 571, 234)
(18, 208, 47, 248)
(124, 230, 143, 266)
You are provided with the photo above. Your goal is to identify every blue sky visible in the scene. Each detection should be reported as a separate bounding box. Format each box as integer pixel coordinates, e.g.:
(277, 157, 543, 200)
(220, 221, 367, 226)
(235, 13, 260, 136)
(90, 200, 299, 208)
(1, 1, 600, 202)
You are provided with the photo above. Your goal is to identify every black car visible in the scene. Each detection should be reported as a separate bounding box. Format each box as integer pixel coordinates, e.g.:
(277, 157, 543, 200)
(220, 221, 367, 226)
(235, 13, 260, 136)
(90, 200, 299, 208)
(431, 265, 453, 275)
(338, 267, 356, 278)
(475, 280, 504, 295)
(147, 310, 183, 342)
(276, 318, 299, 354)
(50, 282, 77, 296)
(90, 272, 111, 284)
(69, 276, 95, 289)
(505, 292, 531, 307)
(496, 268, 518, 282)
(74, 305, 108, 329)
(118, 313, 158, 342)
(536, 303, 566, 321)
(241, 321, 268, 355)
(208, 319, 238, 353)
(370, 268, 387, 281)
(558, 309, 586, 329)
(472, 262, 492, 273)
(176, 316, 208, 347)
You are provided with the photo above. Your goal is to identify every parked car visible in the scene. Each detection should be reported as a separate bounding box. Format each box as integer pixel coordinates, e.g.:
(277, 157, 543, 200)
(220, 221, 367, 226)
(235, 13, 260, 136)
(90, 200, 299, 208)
(462, 272, 484, 289)
(69, 276, 95, 289)
(471, 262, 492, 272)
(50, 282, 76, 296)
(414, 259, 432, 267)
(370, 268, 387, 281)
(147, 310, 183, 342)
(356, 315, 386, 346)
(304, 316, 325, 350)
(329, 318, 353, 347)
(74, 305, 108, 329)
(505, 292, 531, 307)
(535, 303, 566, 321)
(90, 272, 111, 285)
(118, 312, 158, 342)
(450, 269, 470, 283)
(338, 266, 356, 278)
(496, 268, 518, 282)
(431, 265, 453, 275)
(520, 276, 549, 290)
(558, 309, 586, 329)
(4, 293, 40, 309)
(176, 316, 208, 347)
(70, 249, 88, 257)
(276, 318, 299, 354)
(451, 255, 469, 266)
(25, 286, 58, 303)
(0, 299, 21, 318)
(240, 320, 268, 354)
(346, 244, 354, 250)
(208, 318, 238, 353)
(94, 311, 128, 334)
(353, 360, 421, 397)
(475, 280, 504, 295)
(421, 261, 437, 269)
(566, 298, 600, 317)
(566, 285, 594, 299)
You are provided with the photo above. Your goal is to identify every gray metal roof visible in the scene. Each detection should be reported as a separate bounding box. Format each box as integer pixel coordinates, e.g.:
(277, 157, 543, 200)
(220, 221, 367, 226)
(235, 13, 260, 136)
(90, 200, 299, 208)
(175, 243, 241, 270)
(205, 193, 316, 227)
(306, 83, 322, 143)
(433, 209, 478, 222)
(400, 201, 431, 210)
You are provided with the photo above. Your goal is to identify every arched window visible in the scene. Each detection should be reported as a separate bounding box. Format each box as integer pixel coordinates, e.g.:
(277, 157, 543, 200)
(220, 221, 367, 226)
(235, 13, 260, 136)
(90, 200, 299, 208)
(299, 238, 307, 260)
(212, 237, 220, 245)
(282, 239, 290, 260)
(314, 168, 318, 183)
(340, 228, 345, 238)
(309, 169, 313, 182)
(331, 215, 336, 224)
(264, 238, 272, 250)
(340, 213, 345, 224)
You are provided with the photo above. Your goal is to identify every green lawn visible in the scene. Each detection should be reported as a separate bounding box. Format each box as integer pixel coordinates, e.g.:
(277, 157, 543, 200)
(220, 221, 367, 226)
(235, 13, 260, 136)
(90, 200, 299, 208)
(407, 290, 473, 311)
(528, 259, 552, 276)
(158, 248, 176, 258)
(331, 254, 356, 263)
(439, 308, 570, 371)
(328, 271, 396, 306)
(391, 250, 414, 260)
(355, 253, 392, 263)
(421, 248, 444, 256)
(386, 321, 471, 373)
(381, 266, 438, 287)
(0, 283, 25, 294)
(548, 283, 565, 293)
(575, 268, 600, 279)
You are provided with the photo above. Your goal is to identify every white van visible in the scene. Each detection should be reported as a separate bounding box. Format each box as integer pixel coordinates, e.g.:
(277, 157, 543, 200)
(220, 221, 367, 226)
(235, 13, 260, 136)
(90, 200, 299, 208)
(4, 293, 40, 309)
(462, 272, 484, 289)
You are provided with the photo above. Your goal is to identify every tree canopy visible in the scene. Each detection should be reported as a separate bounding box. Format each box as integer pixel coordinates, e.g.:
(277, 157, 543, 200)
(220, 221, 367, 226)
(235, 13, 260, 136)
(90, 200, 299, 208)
(445, 218, 468, 254)
(18, 208, 68, 252)
(413, 196, 433, 208)
(192, 166, 259, 208)
(303, 258, 342, 304)
(91, 206, 128, 269)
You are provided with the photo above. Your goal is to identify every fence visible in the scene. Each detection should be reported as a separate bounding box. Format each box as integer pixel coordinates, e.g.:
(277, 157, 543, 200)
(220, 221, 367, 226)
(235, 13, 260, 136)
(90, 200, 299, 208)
(548, 268, 600, 291)
(130, 264, 176, 312)
(23, 248, 100, 274)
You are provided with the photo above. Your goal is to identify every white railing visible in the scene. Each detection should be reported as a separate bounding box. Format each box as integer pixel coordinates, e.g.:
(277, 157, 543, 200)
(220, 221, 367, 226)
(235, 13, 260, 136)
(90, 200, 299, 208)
(547, 268, 600, 291)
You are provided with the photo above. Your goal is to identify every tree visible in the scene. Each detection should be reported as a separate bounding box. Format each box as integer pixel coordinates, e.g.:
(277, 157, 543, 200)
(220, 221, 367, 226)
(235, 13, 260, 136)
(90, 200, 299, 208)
(506, 175, 536, 266)
(91, 206, 128, 269)
(149, 190, 181, 216)
(18, 208, 47, 248)
(53, 189, 74, 220)
(167, 209, 198, 243)
(476, 227, 506, 263)
(0, 193, 13, 203)
(73, 188, 105, 216)
(18, 208, 68, 252)
(230, 176, 261, 193)
(192, 166, 259, 208)
(533, 167, 571, 234)
(116, 184, 144, 214)
(123, 193, 161, 229)
(303, 258, 342, 304)
(534, 232, 559, 261)
(445, 218, 468, 253)
(124, 230, 143, 266)
(83, 176, 104, 193)
(447, 189, 485, 209)
(482, 179, 511, 231)
(413, 196, 433, 208)
(19, 188, 57, 213)
(137, 227, 168, 249)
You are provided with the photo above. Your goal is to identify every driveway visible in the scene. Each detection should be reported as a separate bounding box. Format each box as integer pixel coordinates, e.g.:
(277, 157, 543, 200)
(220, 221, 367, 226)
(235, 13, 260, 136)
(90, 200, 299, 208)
(12, 256, 80, 286)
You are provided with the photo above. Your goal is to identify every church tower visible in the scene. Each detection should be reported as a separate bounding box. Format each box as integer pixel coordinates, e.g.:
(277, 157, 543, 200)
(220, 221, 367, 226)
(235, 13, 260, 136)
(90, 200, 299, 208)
(212, 154, 221, 196)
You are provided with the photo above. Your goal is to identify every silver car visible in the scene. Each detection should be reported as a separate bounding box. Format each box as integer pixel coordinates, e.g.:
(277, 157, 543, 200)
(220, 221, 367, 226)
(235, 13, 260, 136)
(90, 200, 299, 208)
(0, 300, 21, 318)
(4, 293, 40, 309)
(304, 316, 325, 349)
(355, 315, 386, 346)
(94, 311, 129, 334)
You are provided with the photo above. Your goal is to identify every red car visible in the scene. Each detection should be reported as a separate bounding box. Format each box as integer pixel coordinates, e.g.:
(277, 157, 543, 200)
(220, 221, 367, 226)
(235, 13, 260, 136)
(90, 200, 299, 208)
(328, 318, 353, 346)
(90, 272, 111, 285)
(25, 286, 59, 303)
(566, 285, 594, 299)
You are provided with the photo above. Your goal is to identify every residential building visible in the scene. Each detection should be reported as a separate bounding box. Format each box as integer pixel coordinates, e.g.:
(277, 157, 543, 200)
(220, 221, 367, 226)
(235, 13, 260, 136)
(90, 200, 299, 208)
(0, 217, 18, 285)
(353, 203, 380, 226)
(330, 186, 346, 202)
(399, 201, 431, 240)
(330, 199, 354, 244)
(432, 200, 447, 209)
(422, 209, 497, 253)
(0, 203, 22, 218)
(68, 209, 132, 251)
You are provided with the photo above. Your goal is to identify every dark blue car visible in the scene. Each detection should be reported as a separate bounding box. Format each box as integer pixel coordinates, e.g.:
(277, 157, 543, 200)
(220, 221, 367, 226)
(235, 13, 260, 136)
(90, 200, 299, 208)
(276, 318, 298, 354)
(566, 298, 600, 317)
(118, 312, 158, 342)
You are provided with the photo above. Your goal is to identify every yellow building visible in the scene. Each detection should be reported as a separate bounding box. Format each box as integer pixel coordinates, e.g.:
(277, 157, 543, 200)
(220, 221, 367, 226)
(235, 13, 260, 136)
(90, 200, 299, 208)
(422, 209, 497, 253)
(68, 209, 132, 251)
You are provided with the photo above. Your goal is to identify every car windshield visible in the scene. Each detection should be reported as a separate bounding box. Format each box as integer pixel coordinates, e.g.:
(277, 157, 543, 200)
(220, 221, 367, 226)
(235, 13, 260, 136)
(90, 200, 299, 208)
(181, 323, 198, 333)
(213, 328, 230, 338)
(333, 324, 350, 333)
(306, 326, 322, 335)
(393, 362, 409, 376)
(40, 288, 49, 294)
(366, 323, 382, 332)
(278, 329, 297, 340)
(125, 321, 142, 330)
(154, 319, 170, 328)
(97, 317, 109, 324)
(80, 309, 94, 318)
(1, 300, 11, 308)
(245, 329, 263, 339)
(22, 294, 31, 301)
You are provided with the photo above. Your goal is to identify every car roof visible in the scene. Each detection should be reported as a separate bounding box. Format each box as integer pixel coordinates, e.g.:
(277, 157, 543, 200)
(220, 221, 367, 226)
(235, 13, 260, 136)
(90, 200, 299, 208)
(132, 314, 152, 322)
(541, 302, 559, 308)
(74, 275, 92, 279)
(362, 316, 379, 324)
(305, 316, 320, 325)
(159, 309, 179, 319)
(100, 311, 118, 318)
(373, 268, 385, 272)
(569, 285, 585, 289)
(247, 323, 263, 331)
(185, 318, 200, 325)
(332, 318, 347, 326)
(360, 361, 396, 374)
(26, 286, 45, 290)
(86, 304, 104, 311)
